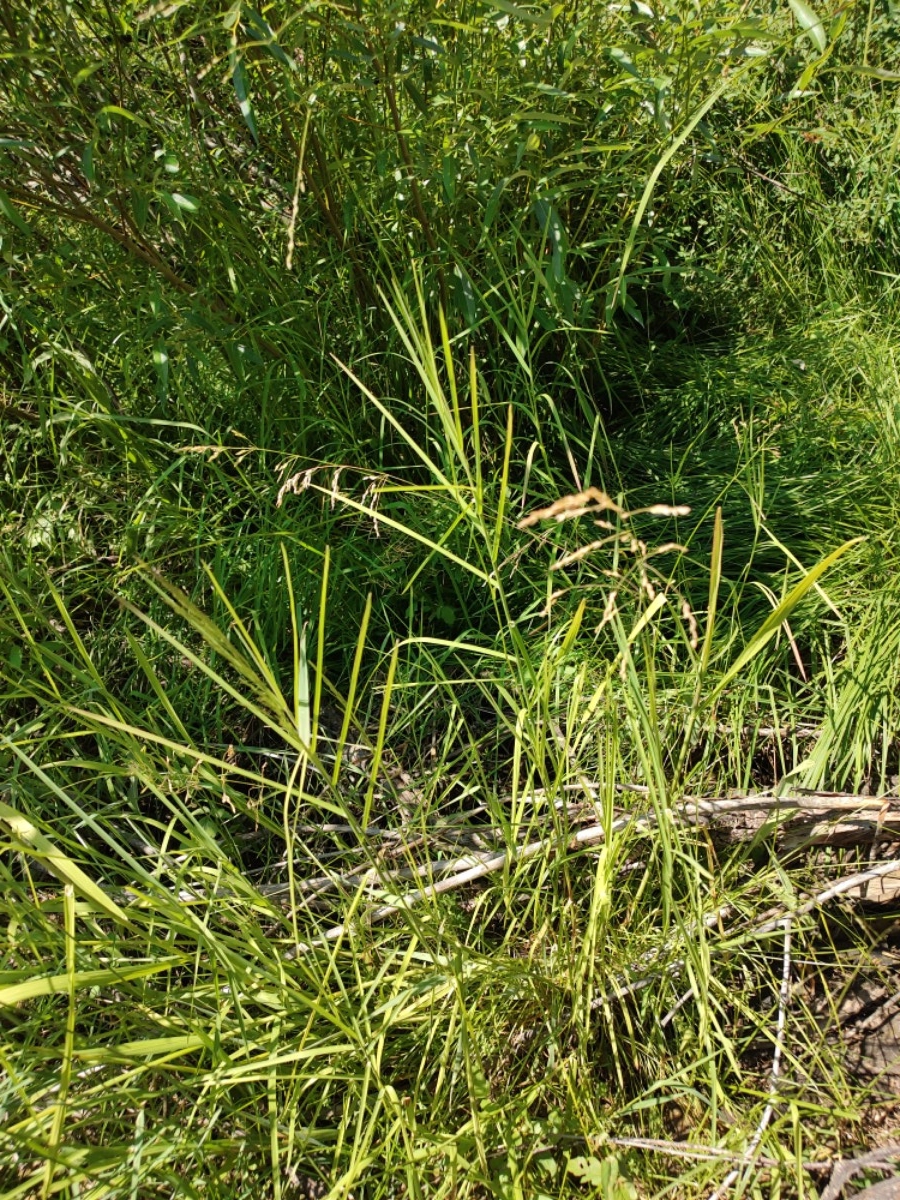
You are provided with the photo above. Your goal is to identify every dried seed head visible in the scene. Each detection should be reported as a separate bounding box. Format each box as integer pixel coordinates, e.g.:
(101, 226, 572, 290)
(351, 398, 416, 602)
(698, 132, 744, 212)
(517, 488, 625, 529)
(681, 599, 699, 649)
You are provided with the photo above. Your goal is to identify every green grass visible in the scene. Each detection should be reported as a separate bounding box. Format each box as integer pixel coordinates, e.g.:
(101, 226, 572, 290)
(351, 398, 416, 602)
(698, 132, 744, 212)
(2, 0, 900, 1195)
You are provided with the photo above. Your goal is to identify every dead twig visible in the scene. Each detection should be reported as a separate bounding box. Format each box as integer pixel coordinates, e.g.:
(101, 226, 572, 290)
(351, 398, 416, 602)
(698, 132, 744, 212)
(601, 1134, 831, 1173)
(707, 917, 793, 1199)
(595, 857, 900, 1010)
(821, 1145, 900, 1200)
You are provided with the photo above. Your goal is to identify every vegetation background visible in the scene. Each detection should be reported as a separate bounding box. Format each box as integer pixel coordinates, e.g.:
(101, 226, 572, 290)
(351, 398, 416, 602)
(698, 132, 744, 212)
(1, 0, 900, 1194)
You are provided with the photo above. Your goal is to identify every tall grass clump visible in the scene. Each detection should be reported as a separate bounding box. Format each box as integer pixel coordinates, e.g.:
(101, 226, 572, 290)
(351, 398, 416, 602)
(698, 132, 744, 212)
(2, 0, 900, 1195)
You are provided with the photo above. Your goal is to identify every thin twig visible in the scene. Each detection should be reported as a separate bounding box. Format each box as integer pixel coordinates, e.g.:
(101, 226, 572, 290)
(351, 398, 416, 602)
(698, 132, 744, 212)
(258, 850, 505, 900)
(750, 858, 900, 937)
(707, 917, 793, 1199)
(821, 1145, 900, 1200)
(285, 106, 311, 271)
(593, 857, 900, 1011)
(602, 1134, 831, 1172)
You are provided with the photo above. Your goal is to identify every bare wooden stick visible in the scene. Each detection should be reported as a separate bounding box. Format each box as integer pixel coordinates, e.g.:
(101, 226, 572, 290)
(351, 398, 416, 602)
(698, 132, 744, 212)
(602, 1134, 831, 1172)
(283, 787, 900, 955)
(751, 857, 900, 936)
(821, 1145, 900, 1200)
(258, 851, 504, 900)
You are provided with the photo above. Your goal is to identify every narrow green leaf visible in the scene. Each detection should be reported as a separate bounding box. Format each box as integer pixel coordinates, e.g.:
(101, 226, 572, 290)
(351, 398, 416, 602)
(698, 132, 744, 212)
(170, 192, 201, 213)
(700, 507, 723, 676)
(487, 0, 552, 25)
(82, 141, 95, 183)
(442, 155, 457, 203)
(492, 403, 514, 562)
(73, 1034, 208, 1062)
(307, 480, 494, 585)
(710, 537, 863, 701)
(852, 65, 900, 80)
(0, 799, 131, 925)
(73, 62, 103, 85)
(0, 189, 32, 234)
(242, 6, 294, 69)
(97, 104, 150, 128)
(231, 52, 258, 142)
(609, 65, 747, 320)
(361, 643, 399, 830)
(788, 0, 827, 52)
(297, 619, 311, 747)
(331, 592, 372, 788)
(313, 544, 330, 754)
(0, 961, 182, 1008)
(404, 78, 429, 114)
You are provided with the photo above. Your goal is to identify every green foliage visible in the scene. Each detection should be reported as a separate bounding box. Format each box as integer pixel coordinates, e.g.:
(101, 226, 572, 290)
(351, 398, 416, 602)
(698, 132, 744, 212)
(1, 0, 900, 1195)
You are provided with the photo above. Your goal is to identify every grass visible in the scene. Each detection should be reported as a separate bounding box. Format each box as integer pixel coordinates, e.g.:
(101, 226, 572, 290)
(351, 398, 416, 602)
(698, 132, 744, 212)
(2, 0, 900, 1195)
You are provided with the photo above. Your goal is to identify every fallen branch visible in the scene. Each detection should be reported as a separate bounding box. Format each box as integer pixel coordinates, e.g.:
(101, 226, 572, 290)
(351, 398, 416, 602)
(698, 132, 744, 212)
(821, 1145, 900, 1200)
(71, 786, 900, 955)
(286, 792, 900, 952)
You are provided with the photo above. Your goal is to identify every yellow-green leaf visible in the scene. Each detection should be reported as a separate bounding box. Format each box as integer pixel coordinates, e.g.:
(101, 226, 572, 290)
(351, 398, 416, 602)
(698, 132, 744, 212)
(73, 1034, 208, 1062)
(96, 104, 150, 128)
(709, 537, 862, 701)
(0, 189, 32, 235)
(0, 960, 182, 1007)
(0, 800, 131, 925)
